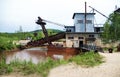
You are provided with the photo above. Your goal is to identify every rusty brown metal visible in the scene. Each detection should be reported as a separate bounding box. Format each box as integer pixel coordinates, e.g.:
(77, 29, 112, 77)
(25, 17, 80, 60)
(47, 46, 79, 60)
(36, 17, 52, 45)
(27, 32, 65, 47)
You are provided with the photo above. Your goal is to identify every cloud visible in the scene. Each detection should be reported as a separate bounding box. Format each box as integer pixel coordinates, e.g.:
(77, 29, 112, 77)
(0, 0, 120, 32)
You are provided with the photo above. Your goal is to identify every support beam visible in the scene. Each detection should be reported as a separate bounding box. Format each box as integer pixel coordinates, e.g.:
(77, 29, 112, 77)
(85, 2, 87, 32)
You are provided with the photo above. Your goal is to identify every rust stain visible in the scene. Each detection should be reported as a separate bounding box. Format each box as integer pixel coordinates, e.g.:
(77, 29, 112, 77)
(47, 46, 79, 60)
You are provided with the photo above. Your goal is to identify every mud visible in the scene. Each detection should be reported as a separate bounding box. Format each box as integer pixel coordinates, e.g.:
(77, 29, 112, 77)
(5, 47, 47, 64)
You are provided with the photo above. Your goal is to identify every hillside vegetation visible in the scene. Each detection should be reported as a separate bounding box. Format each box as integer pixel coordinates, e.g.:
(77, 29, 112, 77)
(0, 29, 62, 51)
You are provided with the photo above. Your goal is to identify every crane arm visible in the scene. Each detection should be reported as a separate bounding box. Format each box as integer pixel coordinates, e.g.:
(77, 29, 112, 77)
(38, 17, 65, 27)
(89, 6, 109, 19)
(43, 19, 65, 27)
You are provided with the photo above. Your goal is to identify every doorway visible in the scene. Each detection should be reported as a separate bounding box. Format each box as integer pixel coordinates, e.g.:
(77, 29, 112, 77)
(79, 41, 83, 47)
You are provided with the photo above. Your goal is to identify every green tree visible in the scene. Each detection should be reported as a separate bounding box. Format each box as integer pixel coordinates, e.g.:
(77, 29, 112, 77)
(101, 12, 120, 43)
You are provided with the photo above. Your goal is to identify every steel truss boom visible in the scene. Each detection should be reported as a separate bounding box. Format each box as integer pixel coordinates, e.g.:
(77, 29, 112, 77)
(38, 17, 65, 27)
(89, 6, 109, 19)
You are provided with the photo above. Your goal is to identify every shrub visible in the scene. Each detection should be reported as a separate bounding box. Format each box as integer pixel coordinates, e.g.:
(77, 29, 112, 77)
(69, 51, 104, 67)
(0, 56, 13, 75)
(0, 37, 16, 51)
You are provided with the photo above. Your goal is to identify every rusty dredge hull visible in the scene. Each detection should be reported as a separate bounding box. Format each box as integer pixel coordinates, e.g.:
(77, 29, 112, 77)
(47, 46, 79, 59)
(25, 17, 79, 59)
(26, 32, 79, 59)
(26, 41, 79, 60)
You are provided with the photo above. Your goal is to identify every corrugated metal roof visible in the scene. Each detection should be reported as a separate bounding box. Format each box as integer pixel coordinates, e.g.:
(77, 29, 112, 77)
(65, 26, 75, 28)
(66, 32, 101, 34)
(72, 13, 96, 19)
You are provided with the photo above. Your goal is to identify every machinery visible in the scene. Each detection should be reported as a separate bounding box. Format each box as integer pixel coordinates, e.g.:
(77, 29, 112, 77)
(36, 17, 52, 45)
(89, 6, 111, 21)
(26, 17, 78, 60)
(26, 17, 66, 47)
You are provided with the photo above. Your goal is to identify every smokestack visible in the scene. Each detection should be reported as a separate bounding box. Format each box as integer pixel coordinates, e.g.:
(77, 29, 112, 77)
(85, 2, 87, 32)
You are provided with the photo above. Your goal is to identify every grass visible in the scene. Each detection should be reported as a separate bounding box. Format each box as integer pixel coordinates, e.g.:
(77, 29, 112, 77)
(103, 47, 118, 52)
(0, 51, 104, 77)
(0, 55, 13, 75)
(69, 51, 104, 67)
(0, 57, 68, 77)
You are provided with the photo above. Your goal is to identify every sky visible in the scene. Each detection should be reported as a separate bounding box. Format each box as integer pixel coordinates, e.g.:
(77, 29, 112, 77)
(0, 0, 120, 33)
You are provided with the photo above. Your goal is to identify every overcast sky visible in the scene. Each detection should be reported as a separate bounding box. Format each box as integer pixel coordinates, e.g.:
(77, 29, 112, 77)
(0, 0, 120, 33)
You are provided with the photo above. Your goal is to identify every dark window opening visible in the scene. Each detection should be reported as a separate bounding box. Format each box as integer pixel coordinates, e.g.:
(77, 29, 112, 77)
(68, 37, 74, 39)
(86, 20, 92, 24)
(96, 28, 100, 32)
(66, 29, 71, 32)
(78, 37, 84, 39)
(77, 20, 83, 24)
(89, 35, 94, 38)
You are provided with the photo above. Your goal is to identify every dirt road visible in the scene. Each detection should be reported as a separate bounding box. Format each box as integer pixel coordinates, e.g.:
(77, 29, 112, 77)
(48, 52, 120, 77)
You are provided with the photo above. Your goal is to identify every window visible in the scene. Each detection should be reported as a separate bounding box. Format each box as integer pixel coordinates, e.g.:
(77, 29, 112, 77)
(96, 28, 100, 32)
(86, 20, 92, 24)
(89, 35, 94, 38)
(78, 37, 84, 39)
(66, 29, 71, 32)
(68, 37, 74, 39)
(77, 20, 83, 24)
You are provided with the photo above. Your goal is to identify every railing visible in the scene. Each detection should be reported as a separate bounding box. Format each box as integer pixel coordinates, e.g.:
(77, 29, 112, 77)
(80, 44, 103, 52)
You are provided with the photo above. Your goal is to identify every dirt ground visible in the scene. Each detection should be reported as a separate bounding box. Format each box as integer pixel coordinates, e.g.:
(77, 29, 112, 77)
(48, 52, 120, 77)
(1, 52, 120, 77)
